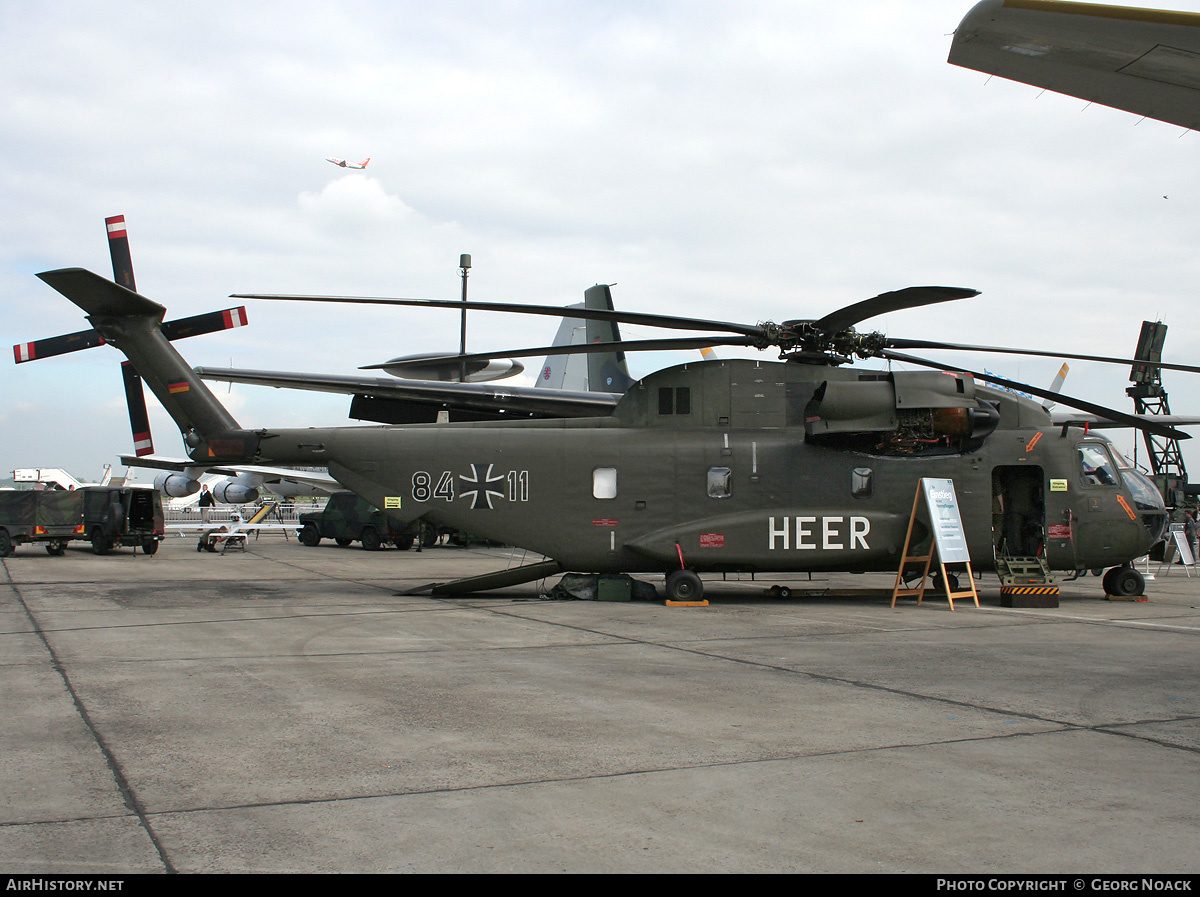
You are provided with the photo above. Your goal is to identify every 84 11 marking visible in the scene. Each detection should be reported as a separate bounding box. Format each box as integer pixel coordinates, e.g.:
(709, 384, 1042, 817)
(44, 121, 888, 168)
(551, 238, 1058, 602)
(412, 468, 529, 508)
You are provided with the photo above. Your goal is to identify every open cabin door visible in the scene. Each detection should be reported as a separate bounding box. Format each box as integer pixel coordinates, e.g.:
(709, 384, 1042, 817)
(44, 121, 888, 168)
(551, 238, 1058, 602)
(992, 466, 1046, 561)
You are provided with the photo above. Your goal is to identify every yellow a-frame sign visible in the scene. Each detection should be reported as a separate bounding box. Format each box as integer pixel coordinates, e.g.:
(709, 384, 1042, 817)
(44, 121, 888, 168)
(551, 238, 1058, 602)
(891, 478, 979, 611)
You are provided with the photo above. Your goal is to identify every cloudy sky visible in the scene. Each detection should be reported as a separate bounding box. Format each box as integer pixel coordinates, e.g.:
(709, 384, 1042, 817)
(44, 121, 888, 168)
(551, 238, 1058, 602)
(4, 0, 1200, 482)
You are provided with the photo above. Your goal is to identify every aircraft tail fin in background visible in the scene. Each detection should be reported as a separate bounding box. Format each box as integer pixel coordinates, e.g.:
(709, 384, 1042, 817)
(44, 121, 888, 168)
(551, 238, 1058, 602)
(1042, 363, 1069, 411)
(533, 285, 635, 393)
(536, 303, 586, 390)
(582, 285, 635, 393)
(34, 268, 258, 462)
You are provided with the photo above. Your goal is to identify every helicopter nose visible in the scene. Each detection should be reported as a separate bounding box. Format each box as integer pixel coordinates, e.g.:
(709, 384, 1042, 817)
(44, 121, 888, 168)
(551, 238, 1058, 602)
(1122, 467, 1168, 547)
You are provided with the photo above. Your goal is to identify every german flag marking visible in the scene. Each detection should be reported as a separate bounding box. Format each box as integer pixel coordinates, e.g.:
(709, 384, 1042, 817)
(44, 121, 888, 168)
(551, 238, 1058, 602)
(168, 380, 191, 394)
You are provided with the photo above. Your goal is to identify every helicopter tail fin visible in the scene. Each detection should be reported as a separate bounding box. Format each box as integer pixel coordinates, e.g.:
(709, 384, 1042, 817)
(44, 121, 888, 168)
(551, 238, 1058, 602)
(35, 268, 260, 462)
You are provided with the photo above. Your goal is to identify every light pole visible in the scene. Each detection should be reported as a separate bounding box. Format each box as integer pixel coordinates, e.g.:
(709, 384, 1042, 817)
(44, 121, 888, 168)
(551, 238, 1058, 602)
(459, 253, 471, 383)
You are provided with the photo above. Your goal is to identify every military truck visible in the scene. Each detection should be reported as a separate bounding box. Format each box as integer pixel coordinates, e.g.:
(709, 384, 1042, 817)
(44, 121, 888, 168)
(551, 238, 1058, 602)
(0, 489, 86, 556)
(297, 492, 414, 550)
(0, 486, 163, 556)
(80, 487, 165, 555)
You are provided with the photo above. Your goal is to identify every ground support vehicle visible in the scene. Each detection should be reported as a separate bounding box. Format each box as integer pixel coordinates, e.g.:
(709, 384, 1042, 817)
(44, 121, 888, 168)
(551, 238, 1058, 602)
(79, 486, 165, 555)
(297, 492, 413, 550)
(0, 490, 85, 556)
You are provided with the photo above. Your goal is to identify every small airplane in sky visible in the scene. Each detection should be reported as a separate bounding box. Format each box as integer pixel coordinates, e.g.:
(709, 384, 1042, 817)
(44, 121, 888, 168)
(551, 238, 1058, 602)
(326, 157, 370, 169)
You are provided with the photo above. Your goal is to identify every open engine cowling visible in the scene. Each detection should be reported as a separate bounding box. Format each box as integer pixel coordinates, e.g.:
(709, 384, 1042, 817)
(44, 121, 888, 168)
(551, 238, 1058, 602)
(805, 371, 999, 452)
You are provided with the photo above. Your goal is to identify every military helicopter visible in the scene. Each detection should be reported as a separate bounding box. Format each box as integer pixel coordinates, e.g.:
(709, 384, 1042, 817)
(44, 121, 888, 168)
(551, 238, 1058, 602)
(29, 263, 1200, 602)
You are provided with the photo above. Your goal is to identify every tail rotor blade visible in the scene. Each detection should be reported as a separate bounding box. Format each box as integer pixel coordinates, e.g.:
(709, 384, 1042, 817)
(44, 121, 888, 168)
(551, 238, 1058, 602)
(121, 361, 154, 457)
(12, 309, 245, 365)
(105, 215, 136, 291)
(161, 307, 248, 341)
(14, 329, 106, 363)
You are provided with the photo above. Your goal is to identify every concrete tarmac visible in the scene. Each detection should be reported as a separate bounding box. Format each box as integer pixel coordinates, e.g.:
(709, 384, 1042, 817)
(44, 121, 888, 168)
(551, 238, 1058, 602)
(2, 533, 1198, 873)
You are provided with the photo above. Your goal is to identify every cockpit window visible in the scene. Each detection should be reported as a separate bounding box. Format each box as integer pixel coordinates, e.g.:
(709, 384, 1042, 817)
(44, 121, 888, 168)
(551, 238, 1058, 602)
(1079, 444, 1118, 487)
(1109, 446, 1135, 470)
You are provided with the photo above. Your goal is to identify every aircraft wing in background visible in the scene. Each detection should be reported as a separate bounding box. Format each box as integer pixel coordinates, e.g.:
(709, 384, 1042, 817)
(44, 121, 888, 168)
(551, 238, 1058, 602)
(121, 454, 343, 502)
(193, 367, 621, 423)
(950, 0, 1200, 130)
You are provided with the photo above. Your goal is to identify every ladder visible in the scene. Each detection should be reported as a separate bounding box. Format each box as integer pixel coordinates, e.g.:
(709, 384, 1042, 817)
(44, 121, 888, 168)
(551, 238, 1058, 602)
(995, 555, 1059, 606)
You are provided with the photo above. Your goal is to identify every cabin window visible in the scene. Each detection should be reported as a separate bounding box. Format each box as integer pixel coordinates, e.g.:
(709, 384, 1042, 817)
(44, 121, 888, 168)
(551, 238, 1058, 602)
(658, 388, 673, 415)
(707, 467, 732, 499)
(657, 386, 692, 415)
(852, 467, 873, 499)
(593, 467, 618, 499)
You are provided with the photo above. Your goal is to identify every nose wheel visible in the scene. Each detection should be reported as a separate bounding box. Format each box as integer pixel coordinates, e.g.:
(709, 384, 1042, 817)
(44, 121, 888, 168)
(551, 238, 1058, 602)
(1102, 565, 1144, 597)
(665, 569, 703, 602)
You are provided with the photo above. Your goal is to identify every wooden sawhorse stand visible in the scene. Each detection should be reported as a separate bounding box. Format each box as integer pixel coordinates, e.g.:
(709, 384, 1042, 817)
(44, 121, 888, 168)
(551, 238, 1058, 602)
(890, 485, 979, 611)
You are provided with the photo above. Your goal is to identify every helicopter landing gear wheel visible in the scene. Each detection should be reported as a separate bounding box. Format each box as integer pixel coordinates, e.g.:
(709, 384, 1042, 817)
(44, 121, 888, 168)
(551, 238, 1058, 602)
(931, 570, 960, 592)
(1103, 566, 1144, 597)
(665, 569, 703, 602)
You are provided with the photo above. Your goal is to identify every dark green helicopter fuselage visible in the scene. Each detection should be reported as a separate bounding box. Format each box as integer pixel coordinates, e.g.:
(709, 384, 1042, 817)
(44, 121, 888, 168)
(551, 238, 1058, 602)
(244, 358, 1167, 576)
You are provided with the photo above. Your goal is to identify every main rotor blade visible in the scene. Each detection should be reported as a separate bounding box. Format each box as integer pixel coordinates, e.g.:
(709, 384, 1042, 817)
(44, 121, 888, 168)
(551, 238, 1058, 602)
(810, 286, 979, 333)
(359, 336, 758, 370)
(234, 293, 764, 338)
(880, 349, 1190, 441)
(885, 338, 1200, 376)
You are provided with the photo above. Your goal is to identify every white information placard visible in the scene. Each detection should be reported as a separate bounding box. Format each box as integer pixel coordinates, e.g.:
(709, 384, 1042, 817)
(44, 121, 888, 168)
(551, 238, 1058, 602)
(921, 478, 971, 564)
(1171, 525, 1196, 567)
